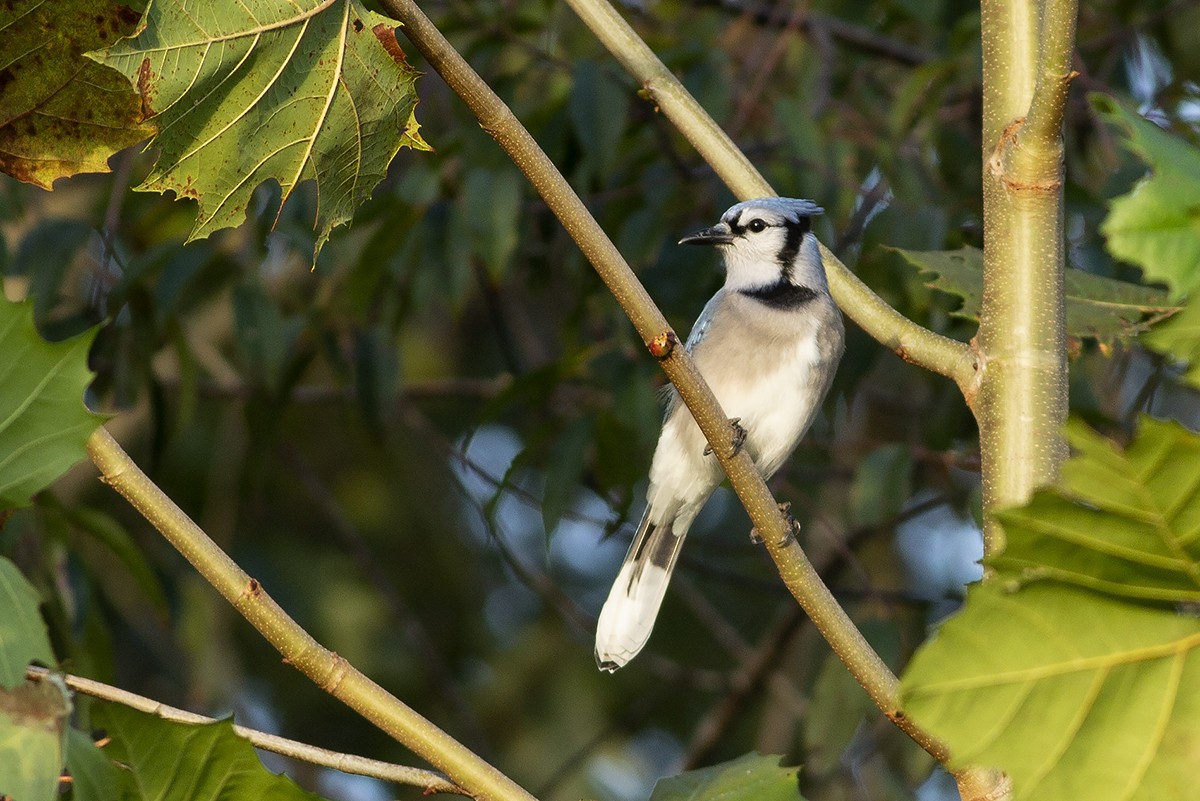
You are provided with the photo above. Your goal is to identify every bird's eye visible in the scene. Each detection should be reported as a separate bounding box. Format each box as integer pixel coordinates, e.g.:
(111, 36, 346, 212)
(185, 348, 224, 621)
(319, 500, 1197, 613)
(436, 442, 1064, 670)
(747, 218, 767, 233)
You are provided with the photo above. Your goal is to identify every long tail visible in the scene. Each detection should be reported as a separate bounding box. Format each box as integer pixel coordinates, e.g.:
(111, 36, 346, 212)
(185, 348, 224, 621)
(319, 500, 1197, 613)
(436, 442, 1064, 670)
(594, 509, 688, 671)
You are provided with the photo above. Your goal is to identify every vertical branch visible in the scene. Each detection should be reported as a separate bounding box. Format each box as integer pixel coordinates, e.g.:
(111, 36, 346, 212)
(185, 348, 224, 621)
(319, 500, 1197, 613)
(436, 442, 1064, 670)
(975, 0, 1079, 553)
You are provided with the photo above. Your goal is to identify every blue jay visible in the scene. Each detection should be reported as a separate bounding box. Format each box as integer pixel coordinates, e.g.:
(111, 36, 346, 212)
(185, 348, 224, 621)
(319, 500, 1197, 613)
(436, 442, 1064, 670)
(595, 198, 845, 671)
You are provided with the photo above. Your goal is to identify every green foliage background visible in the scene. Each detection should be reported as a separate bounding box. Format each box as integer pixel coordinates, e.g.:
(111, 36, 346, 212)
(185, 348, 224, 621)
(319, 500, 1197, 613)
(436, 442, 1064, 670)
(2, 0, 1200, 799)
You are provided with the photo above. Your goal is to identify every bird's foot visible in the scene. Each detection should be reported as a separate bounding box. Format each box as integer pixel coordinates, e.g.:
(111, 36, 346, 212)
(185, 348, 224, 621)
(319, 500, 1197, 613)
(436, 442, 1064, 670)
(703, 418, 746, 458)
(750, 503, 799, 547)
(776, 502, 800, 547)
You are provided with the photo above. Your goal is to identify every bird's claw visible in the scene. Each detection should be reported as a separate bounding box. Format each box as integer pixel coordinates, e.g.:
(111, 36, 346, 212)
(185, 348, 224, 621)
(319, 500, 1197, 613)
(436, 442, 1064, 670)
(703, 418, 746, 458)
(750, 503, 799, 547)
(776, 502, 800, 547)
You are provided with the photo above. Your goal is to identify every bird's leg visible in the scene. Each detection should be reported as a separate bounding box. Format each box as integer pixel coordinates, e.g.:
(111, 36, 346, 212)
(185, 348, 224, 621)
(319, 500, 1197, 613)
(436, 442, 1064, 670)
(703, 418, 746, 458)
(750, 502, 799, 546)
(776, 501, 801, 547)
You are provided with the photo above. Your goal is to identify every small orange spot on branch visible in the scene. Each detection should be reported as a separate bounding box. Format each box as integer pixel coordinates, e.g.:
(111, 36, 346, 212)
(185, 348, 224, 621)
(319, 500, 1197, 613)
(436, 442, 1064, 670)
(647, 330, 678, 359)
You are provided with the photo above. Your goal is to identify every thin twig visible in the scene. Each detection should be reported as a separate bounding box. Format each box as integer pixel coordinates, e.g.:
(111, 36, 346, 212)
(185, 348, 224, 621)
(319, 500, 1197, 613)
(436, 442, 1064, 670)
(87, 427, 539, 801)
(25, 666, 467, 796)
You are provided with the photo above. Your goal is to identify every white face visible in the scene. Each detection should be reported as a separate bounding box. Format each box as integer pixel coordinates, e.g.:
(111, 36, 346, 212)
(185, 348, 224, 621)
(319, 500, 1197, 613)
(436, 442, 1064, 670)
(712, 203, 828, 294)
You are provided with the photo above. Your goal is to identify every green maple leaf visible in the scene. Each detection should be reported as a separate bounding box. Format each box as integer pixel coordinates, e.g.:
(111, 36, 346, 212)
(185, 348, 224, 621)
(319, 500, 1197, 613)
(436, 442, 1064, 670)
(89, 0, 431, 257)
(891, 245, 1178, 343)
(991, 417, 1200, 602)
(901, 584, 1199, 801)
(0, 299, 105, 508)
(95, 704, 330, 801)
(1092, 95, 1200, 300)
(0, 0, 153, 188)
(902, 416, 1200, 801)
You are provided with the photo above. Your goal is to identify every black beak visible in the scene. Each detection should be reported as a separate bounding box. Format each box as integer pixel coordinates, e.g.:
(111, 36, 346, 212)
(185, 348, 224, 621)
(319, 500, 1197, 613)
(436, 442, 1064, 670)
(678, 222, 735, 246)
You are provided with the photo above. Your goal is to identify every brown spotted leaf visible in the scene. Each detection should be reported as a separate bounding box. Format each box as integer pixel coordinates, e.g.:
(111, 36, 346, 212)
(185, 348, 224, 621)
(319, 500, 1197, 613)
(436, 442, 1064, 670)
(88, 0, 431, 258)
(0, 0, 152, 188)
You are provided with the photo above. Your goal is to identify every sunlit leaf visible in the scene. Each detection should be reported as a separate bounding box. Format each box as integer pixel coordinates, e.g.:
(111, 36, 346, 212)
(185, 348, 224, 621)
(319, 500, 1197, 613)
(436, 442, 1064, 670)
(0, 299, 105, 508)
(0, 676, 71, 801)
(649, 753, 804, 801)
(991, 417, 1200, 602)
(89, 0, 431, 257)
(901, 583, 1200, 801)
(0, 557, 55, 688)
(0, 0, 152, 188)
(1092, 95, 1200, 299)
(891, 246, 1179, 342)
(95, 703, 330, 801)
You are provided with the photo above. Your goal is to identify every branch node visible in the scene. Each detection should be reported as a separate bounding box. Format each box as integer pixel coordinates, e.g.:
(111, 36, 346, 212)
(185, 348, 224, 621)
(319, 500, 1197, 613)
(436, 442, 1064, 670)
(646, 330, 678, 359)
(241, 577, 262, 602)
(324, 652, 350, 693)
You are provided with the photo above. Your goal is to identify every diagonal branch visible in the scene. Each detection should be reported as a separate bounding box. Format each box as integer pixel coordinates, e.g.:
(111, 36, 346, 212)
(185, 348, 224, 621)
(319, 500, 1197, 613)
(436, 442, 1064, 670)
(25, 666, 466, 796)
(86, 427, 537, 801)
(381, 0, 950, 765)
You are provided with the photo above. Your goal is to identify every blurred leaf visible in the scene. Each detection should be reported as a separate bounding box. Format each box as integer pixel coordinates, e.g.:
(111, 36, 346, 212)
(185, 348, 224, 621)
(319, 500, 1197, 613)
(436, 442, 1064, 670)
(804, 652, 874, 777)
(649, 753, 804, 801)
(0, 557, 55, 688)
(353, 325, 400, 432)
(1092, 95, 1200, 299)
(0, 676, 71, 801)
(568, 60, 629, 183)
(891, 246, 1179, 342)
(901, 583, 1200, 801)
(541, 417, 594, 536)
(94, 703, 330, 801)
(89, 0, 430, 257)
(847, 444, 912, 528)
(233, 284, 288, 394)
(62, 505, 170, 621)
(0, 0, 151, 188)
(463, 168, 522, 280)
(990, 416, 1200, 602)
(0, 299, 105, 508)
(10, 219, 94, 324)
(64, 726, 120, 801)
(1143, 299, 1200, 388)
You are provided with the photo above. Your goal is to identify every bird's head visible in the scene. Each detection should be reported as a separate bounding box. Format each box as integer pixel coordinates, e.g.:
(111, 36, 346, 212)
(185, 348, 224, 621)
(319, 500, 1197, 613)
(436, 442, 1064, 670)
(679, 198, 827, 294)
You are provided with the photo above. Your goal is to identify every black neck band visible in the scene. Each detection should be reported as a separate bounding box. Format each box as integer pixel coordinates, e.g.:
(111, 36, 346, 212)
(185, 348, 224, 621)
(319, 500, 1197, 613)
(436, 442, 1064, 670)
(739, 282, 818, 310)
